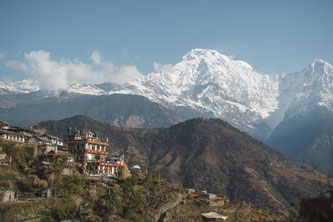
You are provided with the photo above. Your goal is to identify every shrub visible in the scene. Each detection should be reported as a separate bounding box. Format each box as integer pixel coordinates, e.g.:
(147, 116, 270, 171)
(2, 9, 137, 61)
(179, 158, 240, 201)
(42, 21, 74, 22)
(60, 174, 86, 196)
(121, 176, 138, 194)
(1, 142, 35, 167)
(107, 188, 123, 215)
(123, 208, 149, 222)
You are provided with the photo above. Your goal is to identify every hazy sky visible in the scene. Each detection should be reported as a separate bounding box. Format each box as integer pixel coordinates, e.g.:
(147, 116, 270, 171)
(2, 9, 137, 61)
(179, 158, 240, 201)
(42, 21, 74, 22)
(0, 0, 332, 82)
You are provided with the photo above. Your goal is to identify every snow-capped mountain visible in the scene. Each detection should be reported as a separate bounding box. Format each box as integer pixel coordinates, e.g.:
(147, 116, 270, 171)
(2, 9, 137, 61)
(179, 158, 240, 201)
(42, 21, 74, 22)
(277, 59, 333, 121)
(1, 49, 333, 140)
(0, 79, 40, 95)
(136, 49, 281, 139)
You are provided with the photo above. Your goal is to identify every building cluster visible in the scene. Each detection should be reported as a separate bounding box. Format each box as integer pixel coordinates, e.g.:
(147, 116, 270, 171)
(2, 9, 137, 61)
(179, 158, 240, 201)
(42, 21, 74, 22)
(65, 130, 127, 177)
(0, 120, 128, 178)
(0, 120, 63, 153)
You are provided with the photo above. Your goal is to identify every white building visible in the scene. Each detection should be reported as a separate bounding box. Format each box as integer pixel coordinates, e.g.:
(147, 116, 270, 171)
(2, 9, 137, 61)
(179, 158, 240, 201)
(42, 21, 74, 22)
(0, 129, 25, 143)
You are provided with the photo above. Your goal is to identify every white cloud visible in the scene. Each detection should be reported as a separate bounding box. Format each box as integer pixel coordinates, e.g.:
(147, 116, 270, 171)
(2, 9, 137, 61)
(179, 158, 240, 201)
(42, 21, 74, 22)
(90, 50, 101, 65)
(7, 51, 68, 91)
(7, 50, 142, 91)
(153, 63, 173, 73)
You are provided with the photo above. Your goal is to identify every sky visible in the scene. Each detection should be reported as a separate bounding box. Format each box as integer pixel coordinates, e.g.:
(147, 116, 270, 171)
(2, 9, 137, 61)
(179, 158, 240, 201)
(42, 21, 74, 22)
(0, 0, 332, 83)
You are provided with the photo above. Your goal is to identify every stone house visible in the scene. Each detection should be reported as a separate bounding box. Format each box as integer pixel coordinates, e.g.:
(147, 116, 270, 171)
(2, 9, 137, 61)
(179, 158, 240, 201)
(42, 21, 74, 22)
(0, 190, 18, 202)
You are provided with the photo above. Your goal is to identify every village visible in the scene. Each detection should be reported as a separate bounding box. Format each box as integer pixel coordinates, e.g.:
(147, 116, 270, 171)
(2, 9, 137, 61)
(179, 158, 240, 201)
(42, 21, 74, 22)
(0, 119, 235, 221)
(0, 120, 135, 199)
(0, 119, 132, 175)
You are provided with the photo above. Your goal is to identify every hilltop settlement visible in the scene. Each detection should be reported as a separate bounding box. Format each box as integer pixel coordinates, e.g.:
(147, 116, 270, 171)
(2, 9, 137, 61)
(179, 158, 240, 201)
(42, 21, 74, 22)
(0, 118, 331, 221)
(0, 119, 129, 179)
(0, 119, 288, 221)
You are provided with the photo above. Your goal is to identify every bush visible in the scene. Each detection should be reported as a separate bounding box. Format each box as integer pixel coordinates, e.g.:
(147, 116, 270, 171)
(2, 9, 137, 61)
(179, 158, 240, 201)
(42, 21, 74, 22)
(40, 197, 78, 221)
(60, 174, 86, 196)
(121, 176, 138, 194)
(50, 156, 65, 176)
(132, 192, 145, 212)
(146, 173, 160, 185)
(1, 142, 35, 167)
(0, 206, 19, 222)
(93, 187, 124, 218)
(106, 188, 123, 215)
(123, 208, 149, 222)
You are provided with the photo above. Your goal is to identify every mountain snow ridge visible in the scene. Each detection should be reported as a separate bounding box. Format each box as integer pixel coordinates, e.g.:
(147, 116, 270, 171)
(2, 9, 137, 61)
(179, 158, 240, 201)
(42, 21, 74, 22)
(0, 79, 40, 94)
(1, 49, 333, 139)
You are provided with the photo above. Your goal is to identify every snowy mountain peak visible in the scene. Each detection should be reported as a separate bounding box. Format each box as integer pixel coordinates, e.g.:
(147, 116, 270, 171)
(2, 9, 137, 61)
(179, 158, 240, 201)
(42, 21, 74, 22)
(301, 59, 333, 78)
(182, 48, 253, 71)
(310, 59, 331, 70)
(182, 48, 229, 61)
(0, 79, 40, 94)
(171, 49, 257, 91)
(1, 49, 333, 140)
(311, 59, 330, 66)
(314, 59, 333, 74)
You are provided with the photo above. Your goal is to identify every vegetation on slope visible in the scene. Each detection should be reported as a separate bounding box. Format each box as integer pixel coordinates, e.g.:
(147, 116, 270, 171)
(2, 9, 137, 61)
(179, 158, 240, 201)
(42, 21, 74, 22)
(37, 115, 333, 215)
(0, 141, 282, 221)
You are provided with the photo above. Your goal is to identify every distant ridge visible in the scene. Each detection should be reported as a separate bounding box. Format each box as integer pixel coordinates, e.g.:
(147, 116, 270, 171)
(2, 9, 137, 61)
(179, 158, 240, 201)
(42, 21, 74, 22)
(0, 94, 186, 128)
(267, 109, 333, 175)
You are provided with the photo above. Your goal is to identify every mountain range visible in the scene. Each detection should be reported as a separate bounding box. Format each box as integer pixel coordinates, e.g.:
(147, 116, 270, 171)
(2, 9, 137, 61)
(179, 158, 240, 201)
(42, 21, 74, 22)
(0, 93, 185, 128)
(37, 115, 333, 215)
(1, 48, 333, 174)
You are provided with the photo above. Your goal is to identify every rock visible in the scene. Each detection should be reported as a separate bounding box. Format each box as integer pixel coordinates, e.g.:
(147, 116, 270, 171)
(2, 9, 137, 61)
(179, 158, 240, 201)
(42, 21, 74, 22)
(28, 174, 48, 189)
(209, 200, 225, 207)
(202, 193, 217, 200)
(186, 188, 196, 194)
(118, 166, 131, 180)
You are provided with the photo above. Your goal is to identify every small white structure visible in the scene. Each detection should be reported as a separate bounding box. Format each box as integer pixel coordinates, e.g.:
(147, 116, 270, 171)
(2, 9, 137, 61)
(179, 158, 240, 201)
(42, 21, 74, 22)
(201, 212, 227, 221)
(43, 134, 64, 147)
(131, 165, 141, 170)
(41, 189, 52, 198)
